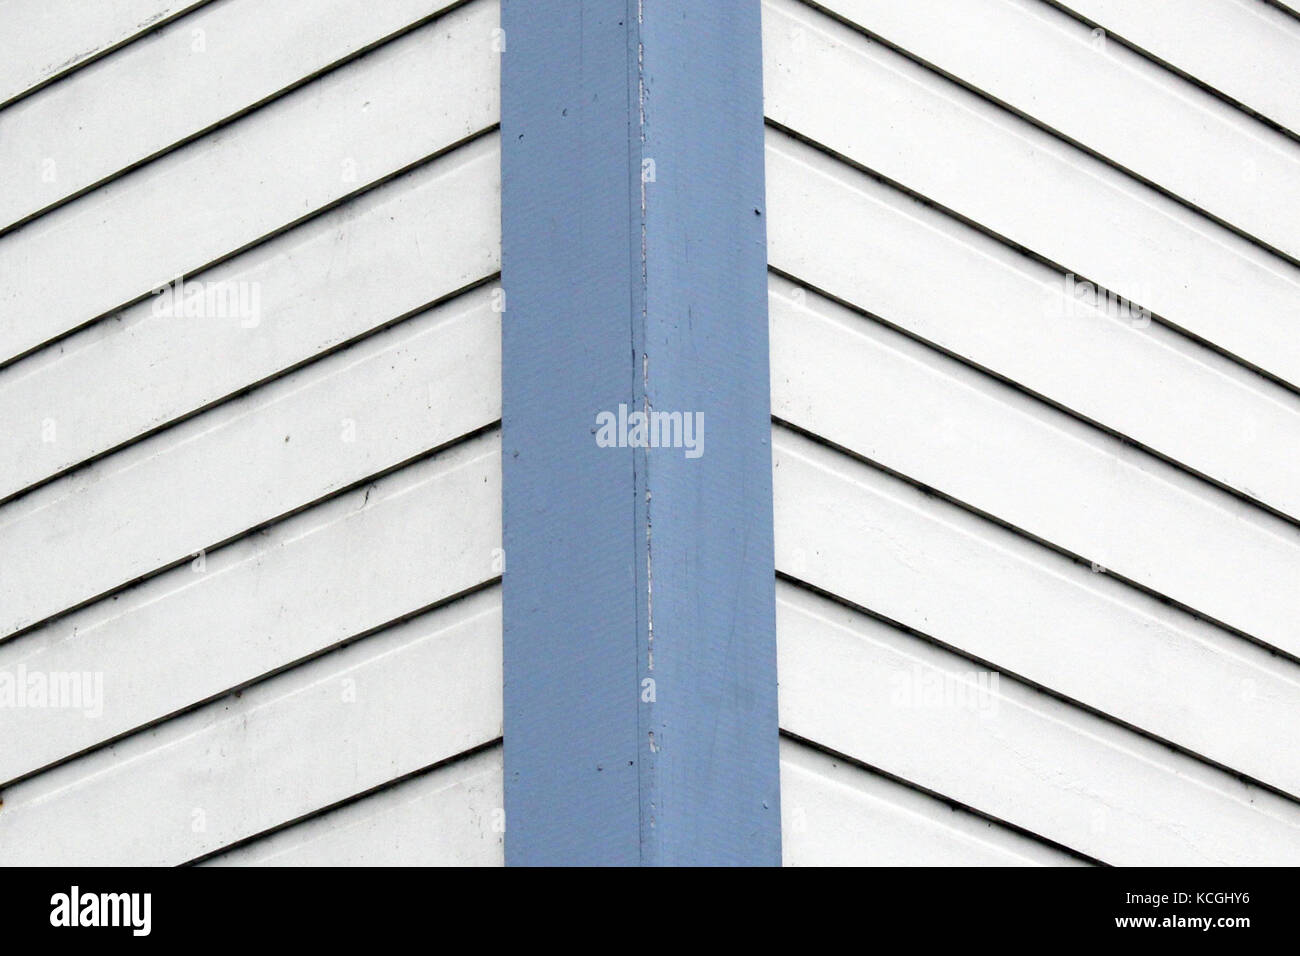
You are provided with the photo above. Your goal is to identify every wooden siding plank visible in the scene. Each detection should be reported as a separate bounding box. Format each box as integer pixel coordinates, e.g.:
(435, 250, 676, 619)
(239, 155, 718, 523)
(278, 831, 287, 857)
(0, 135, 499, 502)
(0, 588, 502, 866)
(763, 0, 1300, 388)
(772, 428, 1300, 798)
(0, 431, 500, 786)
(0, 288, 500, 638)
(202, 745, 504, 867)
(1058, 0, 1300, 135)
(0, 0, 498, 366)
(780, 737, 1085, 866)
(0, 0, 208, 106)
(0, 0, 470, 230)
(797, 0, 1300, 260)
(776, 580, 1300, 865)
(766, 133, 1300, 525)
(771, 277, 1300, 652)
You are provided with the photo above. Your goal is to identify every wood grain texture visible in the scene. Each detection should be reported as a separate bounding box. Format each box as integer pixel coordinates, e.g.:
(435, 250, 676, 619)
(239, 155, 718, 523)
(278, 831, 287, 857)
(0, 588, 503, 866)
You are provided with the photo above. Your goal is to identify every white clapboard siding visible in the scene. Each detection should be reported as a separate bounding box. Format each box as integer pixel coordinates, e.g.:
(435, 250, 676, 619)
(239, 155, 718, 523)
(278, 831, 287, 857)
(0, 0, 472, 230)
(780, 738, 1084, 866)
(0, 0, 499, 366)
(776, 581, 1300, 865)
(802, 0, 1300, 260)
(763, 0, 1300, 388)
(1060, 0, 1300, 135)
(772, 428, 1300, 798)
(203, 746, 504, 867)
(771, 279, 1300, 650)
(765, 134, 1300, 524)
(0, 587, 503, 866)
(0, 432, 500, 786)
(0, 288, 500, 637)
(0, 0, 208, 106)
(0, 135, 500, 502)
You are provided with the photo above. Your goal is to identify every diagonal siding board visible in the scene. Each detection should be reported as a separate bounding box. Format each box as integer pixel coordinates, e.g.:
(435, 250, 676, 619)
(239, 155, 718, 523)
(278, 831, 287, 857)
(771, 277, 1300, 652)
(1056, 0, 1300, 136)
(0, 0, 210, 106)
(0, 0, 472, 231)
(776, 580, 1300, 865)
(765, 134, 1300, 525)
(0, 287, 500, 638)
(798, 0, 1300, 261)
(0, 431, 501, 786)
(0, 0, 499, 366)
(772, 428, 1300, 798)
(201, 745, 505, 867)
(0, 588, 503, 866)
(0, 135, 500, 502)
(780, 737, 1086, 866)
(763, 0, 1300, 389)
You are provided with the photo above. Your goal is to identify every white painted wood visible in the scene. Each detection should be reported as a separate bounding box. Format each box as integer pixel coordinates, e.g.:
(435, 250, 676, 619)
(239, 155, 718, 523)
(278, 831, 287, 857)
(0, 0, 469, 229)
(0, 135, 500, 502)
(0, 431, 500, 786)
(203, 746, 504, 866)
(771, 278, 1300, 650)
(763, 0, 1300, 387)
(0, 288, 500, 637)
(766, 133, 1300, 524)
(0, 0, 499, 365)
(800, 0, 1300, 259)
(0, 0, 207, 105)
(776, 581, 1300, 865)
(1059, 0, 1300, 135)
(772, 428, 1300, 798)
(0, 587, 503, 866)
(780, 737, 1083, 866)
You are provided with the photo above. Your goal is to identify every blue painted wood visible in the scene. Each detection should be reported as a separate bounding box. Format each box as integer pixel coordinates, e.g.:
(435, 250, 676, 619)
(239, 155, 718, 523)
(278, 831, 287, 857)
(501, 0, 780, 866)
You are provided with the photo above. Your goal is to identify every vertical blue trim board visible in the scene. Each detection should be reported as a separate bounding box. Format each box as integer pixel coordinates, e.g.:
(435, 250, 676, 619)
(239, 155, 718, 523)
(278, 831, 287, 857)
(501, 0, 780, 865)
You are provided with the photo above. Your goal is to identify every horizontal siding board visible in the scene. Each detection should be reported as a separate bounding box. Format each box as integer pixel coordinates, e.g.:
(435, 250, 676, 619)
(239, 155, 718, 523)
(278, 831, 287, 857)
(0, 0, 498, 366)
(203, 745, 504, 866)
(0, 135, 500, 502)
(0, 0, 469, 230)
(766, 134, 1300, 524)
(1059, 0, 1300, 135)
(0, 588, 503, 866)
(0, 432, 500, 786)
(0, 0, 208, 105)
(780, 737, 1083, 866)
(772, 428, 1300, 798)
(777, 581, 1300, 865)
(771, 278, 1300, 651)
(0, 288, 500, 637)
(763, 0, 1300, 388)
(801, 0, 1300, 259)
